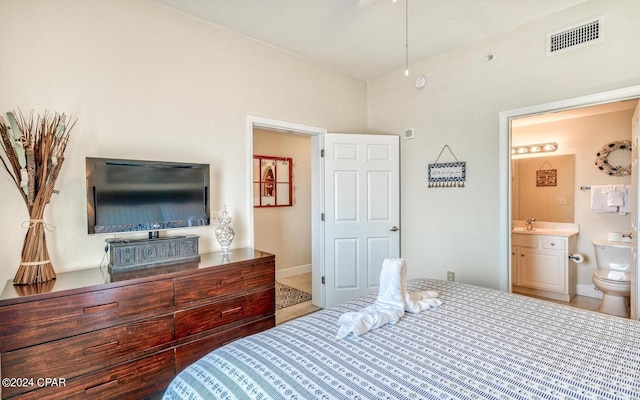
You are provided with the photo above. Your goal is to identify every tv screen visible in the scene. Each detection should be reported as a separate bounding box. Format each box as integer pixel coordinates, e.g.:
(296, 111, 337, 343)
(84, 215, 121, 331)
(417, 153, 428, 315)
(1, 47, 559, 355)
(86, 157, 210, 235)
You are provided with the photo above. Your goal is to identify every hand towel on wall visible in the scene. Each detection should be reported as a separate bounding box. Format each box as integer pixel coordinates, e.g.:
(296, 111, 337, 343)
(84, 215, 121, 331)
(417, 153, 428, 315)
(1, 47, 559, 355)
(591, 185, 618, 213)
(618, 185, 632, 215)
(608, 192, 624, 207)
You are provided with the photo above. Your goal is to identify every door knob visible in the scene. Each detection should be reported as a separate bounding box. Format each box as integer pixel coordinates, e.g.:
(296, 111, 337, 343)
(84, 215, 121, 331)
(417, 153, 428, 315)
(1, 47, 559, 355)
(390, 226, 399, 232)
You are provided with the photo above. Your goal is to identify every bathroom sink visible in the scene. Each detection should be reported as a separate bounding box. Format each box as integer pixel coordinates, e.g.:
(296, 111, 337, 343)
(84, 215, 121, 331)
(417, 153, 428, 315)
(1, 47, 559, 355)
(512, 227, 579, 237)
(512, 227, 537, 232)
(511, 221, 579, 237)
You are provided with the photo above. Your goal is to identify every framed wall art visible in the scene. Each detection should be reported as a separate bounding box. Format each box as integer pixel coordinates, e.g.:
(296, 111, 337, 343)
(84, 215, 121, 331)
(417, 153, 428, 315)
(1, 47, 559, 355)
(253, 155, 293, 207)
(428, 145, 466, 188)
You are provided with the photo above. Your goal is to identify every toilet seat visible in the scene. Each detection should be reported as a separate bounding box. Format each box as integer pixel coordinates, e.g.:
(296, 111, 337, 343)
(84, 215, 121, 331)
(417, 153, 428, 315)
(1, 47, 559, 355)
(593, 270, 630, 284)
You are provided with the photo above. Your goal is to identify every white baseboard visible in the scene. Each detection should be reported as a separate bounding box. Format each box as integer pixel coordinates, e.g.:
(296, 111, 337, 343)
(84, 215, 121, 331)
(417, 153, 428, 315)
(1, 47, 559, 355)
(276, 264, 312, 280)
(576, 283, 603, 299)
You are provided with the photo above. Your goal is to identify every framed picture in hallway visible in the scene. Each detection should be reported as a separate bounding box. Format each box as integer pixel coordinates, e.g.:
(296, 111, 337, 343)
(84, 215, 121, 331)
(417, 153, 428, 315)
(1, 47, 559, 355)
(253, 155, 294, 207)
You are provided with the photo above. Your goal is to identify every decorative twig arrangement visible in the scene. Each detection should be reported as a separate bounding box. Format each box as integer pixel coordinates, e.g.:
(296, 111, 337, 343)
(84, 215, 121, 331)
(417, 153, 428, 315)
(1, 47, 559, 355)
(0, 110, 75, 285)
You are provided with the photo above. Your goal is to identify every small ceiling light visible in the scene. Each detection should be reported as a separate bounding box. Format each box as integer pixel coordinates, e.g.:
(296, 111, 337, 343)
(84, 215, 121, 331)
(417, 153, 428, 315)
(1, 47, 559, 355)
(512, 142, 558, 156)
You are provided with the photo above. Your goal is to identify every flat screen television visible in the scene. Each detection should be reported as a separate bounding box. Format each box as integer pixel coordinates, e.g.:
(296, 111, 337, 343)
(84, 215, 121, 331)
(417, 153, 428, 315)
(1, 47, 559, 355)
(86, 157, 210, 236)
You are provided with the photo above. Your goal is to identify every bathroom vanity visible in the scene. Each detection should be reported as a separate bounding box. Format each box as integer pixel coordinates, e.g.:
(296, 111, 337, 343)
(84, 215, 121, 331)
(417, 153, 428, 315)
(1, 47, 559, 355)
(511, 221, 579, 302)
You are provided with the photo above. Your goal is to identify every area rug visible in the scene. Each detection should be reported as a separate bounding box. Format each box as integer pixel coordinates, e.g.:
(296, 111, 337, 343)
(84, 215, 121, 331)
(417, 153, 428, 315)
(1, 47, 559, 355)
(276, 282, 312, 310)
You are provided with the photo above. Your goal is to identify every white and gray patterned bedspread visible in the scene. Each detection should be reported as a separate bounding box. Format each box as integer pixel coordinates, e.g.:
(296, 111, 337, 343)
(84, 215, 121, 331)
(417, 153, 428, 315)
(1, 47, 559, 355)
(163, 279, 640, 400)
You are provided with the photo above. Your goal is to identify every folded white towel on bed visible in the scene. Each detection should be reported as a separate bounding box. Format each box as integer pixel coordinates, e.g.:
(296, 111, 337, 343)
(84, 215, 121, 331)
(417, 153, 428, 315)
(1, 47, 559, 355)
(336, 258, 405, 339)
(404, 290, 442, 313)
(400, 260, 442, 313)
(336, 258, 440, 339)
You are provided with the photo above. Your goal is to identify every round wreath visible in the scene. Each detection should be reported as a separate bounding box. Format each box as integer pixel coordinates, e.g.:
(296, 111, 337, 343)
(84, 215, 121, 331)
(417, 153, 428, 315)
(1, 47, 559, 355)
(594, 140, 632, 176)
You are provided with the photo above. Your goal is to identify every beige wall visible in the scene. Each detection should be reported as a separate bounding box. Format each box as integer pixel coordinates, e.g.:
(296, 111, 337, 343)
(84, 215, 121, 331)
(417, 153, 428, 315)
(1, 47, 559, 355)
(0, 0, 366, 284)
(253, 129, 312, 273)
(367, 0, 640, 288)
(2, 0, 639, 293)
(512, 108, 634, 294)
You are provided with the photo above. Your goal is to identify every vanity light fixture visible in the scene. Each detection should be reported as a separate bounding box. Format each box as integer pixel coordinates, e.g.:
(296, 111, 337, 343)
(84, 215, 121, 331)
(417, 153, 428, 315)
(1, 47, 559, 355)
(512, 142, 558, 155)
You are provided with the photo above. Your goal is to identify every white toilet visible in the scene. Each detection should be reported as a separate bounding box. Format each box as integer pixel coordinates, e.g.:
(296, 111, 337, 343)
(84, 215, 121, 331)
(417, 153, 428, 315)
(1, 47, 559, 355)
(592, 240, 633, 317)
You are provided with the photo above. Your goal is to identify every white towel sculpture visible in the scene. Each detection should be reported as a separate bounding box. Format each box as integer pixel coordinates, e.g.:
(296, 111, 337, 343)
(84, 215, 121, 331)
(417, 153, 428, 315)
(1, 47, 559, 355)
(336, 258, 441, 339)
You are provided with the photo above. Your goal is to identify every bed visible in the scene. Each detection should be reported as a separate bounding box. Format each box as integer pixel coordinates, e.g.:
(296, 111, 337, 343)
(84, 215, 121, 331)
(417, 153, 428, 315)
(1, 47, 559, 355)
(163, 279, 640, 400)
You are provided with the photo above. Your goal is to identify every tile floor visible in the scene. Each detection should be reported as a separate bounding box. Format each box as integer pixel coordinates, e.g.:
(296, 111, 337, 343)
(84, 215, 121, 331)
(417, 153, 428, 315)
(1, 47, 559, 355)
(276, 273, 617, 323)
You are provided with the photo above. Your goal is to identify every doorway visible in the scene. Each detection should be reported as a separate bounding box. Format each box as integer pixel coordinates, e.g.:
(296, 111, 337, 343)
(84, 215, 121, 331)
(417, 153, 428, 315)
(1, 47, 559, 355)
(499, 85, 640, 319)
(247, 116, 326, 308)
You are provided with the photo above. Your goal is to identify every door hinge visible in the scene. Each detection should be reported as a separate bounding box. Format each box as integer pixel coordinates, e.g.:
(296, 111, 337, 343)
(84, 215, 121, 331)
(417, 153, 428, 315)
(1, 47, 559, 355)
(322, 276, 325, 284)
(321, 149, 325, 157)
(321, 213, 325, 221)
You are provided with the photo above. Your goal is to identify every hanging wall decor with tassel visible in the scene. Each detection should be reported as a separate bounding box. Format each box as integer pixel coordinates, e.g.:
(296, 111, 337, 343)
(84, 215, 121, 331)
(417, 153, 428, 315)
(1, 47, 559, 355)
(427, 144, 466, 188)
(0, 110, 75, 285)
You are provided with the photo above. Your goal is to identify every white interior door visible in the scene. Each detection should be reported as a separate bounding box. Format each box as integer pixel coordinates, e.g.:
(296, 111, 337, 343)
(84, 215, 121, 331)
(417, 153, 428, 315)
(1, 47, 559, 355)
(323, 133, 400, 308)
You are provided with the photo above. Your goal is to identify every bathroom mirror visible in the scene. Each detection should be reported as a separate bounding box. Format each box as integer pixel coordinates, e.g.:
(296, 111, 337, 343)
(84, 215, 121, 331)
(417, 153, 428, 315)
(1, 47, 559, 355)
(512, 154, 575, 223)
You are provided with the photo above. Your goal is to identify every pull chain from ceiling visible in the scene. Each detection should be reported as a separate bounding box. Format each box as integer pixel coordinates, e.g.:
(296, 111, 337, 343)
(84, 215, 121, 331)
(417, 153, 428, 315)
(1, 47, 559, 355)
(405, 0, 409, 76)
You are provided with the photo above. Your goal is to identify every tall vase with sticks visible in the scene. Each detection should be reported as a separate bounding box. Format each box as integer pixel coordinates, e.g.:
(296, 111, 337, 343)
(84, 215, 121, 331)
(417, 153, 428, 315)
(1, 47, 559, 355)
(0, 110, 75, 285)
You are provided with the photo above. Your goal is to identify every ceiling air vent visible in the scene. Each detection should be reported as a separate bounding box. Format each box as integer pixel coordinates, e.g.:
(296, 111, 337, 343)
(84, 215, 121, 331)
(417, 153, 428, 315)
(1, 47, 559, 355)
(547, 17, 603, 55)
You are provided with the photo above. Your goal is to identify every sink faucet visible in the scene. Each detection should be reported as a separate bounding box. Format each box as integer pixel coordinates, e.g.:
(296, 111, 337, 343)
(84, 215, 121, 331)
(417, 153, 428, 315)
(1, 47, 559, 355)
(526, 218, 536, 231)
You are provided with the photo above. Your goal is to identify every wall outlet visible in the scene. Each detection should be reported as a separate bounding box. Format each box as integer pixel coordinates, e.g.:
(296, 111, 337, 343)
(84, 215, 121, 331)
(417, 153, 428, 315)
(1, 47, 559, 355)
(447, 271, 455, 281)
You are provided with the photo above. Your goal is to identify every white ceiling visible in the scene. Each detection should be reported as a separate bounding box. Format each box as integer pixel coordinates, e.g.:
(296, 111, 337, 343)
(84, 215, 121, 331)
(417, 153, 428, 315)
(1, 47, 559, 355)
(153, 0, 589, 80)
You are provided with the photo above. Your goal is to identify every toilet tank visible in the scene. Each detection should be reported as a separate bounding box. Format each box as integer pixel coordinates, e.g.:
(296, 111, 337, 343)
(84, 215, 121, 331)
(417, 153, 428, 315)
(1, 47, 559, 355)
(592, 240, 634, 272)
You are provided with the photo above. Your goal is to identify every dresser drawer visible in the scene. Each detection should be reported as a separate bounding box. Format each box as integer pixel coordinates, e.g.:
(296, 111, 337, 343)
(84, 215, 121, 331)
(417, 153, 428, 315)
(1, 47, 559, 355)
(175, 315, 275, 372)
(175, 287, 275, 339)
(0, 279, 174, 352)
(174, 259, 274, 306)
(0, 315, 174, 398)
(14, 349, 175, 400)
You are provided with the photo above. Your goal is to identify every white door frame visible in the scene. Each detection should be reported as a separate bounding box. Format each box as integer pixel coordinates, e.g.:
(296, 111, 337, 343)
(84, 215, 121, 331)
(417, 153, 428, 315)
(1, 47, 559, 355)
(247, 115, 327, 307)
(499, 85, 640, 303)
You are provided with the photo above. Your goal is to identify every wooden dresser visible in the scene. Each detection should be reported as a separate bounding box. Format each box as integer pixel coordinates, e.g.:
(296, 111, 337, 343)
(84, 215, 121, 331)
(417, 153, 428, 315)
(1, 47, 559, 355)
(0, 248, 275, 399)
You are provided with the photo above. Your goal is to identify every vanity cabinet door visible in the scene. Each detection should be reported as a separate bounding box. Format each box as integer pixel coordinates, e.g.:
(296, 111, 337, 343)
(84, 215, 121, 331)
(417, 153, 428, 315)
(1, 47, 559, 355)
(511, 247, 518, 285)
(518, 247, 566, 292)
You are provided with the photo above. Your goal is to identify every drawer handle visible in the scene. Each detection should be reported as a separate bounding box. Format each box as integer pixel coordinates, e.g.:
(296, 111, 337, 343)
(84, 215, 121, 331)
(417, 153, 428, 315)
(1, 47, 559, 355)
(550, 243, 556, 246)
(84, 340, 119, 354)
(84, 302, 119, 314)
(84, 379, 119, 395)
(221, 306, 243, 317)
